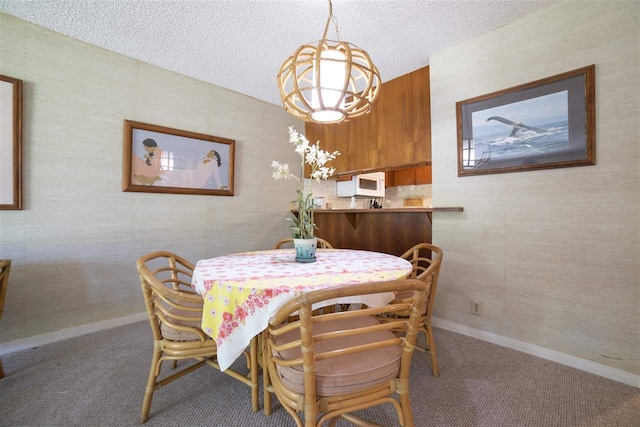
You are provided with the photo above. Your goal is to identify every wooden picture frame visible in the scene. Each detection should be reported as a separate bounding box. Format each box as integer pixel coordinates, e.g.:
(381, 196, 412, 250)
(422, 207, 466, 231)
(122, 120, 235, 196)
(0, 74, 22, 210)
(457, 65, 595, 176)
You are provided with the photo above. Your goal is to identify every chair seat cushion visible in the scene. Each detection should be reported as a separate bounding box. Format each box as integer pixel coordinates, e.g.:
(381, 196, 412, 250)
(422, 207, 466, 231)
(392, 291, 413, 303)
(272, 316, 402, 396)
(160, 302, 203, 342)
(392, 291, 427, 313)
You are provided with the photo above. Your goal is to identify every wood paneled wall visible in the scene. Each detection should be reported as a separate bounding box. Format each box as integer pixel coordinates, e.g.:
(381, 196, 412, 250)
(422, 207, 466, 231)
(305, 66, 431, 175)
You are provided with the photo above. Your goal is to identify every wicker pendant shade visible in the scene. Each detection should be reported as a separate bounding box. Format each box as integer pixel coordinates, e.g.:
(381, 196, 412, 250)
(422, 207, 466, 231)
(277, 0, 381, 124)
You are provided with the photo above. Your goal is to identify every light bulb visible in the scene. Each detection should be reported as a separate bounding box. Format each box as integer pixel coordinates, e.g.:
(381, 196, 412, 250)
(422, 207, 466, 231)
(311, 48, 346, 122)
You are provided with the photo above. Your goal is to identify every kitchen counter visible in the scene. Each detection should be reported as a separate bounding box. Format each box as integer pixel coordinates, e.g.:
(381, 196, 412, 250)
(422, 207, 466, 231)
(296, 206, 464, 256)
(310, 207, 463, 213)
(298, 207, 463, 230)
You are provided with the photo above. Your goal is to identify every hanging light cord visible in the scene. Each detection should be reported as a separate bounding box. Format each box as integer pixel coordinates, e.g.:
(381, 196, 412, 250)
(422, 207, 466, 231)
(322, 0, 342, 41)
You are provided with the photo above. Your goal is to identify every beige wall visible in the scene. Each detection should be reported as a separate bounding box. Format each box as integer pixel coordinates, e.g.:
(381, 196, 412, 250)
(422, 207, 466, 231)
(0, 14, 302, 344)
(1, 1, 639, 380)
(431, 0, 639, 374)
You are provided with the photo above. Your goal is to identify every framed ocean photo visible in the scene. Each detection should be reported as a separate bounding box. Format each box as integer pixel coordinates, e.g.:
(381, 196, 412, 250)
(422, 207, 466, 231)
(456, 65, 595, 176)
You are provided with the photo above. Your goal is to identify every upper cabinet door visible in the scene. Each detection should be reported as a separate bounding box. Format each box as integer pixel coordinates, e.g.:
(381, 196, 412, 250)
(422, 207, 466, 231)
(305, 66, 431, 175)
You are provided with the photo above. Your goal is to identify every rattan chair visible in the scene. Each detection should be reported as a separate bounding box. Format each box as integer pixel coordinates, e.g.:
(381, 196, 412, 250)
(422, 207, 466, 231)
(273, 237, 334, 249)
(263, 278, 428, 427)
(392, 243, 444, 377)
(0, 259, 11, 379)
(137, 251, 258, 423)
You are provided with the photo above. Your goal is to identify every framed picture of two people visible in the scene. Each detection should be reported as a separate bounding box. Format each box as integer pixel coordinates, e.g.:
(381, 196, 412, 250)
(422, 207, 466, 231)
(122, 120, 235, 196)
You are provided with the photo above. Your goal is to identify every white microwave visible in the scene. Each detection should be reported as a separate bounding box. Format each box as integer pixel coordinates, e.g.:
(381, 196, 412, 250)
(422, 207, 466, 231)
(336, 172, 386, 198)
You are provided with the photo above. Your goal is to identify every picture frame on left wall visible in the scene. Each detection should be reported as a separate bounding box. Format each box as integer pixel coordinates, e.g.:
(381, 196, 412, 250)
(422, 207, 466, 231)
(0, 74, 22, 210)
(122, 120, 235, 196)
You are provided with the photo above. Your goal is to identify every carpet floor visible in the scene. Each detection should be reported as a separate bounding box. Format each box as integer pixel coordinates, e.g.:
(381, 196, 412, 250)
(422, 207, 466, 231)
(0, 321, 638, 426)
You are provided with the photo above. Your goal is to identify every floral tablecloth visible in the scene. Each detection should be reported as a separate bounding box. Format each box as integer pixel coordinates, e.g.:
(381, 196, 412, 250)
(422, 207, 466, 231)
(191, 248, 413, 371)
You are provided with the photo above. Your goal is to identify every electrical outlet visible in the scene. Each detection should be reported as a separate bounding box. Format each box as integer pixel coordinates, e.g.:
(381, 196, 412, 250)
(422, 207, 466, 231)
(471, 300, 482, 315)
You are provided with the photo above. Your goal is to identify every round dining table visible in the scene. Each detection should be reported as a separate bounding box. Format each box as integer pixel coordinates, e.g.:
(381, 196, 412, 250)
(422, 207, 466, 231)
(191, 248, 412, 412)
(191, 248, 413, 371)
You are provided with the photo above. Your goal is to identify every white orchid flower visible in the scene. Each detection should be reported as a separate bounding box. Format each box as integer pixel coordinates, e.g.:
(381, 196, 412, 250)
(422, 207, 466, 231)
(273, 127, 340, 239)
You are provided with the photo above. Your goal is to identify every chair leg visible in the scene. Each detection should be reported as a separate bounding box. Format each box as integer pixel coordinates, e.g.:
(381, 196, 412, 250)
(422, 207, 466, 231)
(0, 357, 4, 379)
(399, 390, 415, 427)
(250, 336, 259, 412)
(262, 331, 273, 416)
(425, 323, 439, 377)
(140, 347, 163, 423)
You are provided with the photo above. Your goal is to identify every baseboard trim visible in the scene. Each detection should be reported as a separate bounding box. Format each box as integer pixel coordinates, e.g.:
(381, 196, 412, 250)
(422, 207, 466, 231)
(432, 317, 639, 388)
(2, 313, 637, 388)
(0, 312, 148, 355)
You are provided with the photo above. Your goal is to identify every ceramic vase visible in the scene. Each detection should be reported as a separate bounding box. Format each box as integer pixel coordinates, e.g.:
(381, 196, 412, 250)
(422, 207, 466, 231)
(293, 237, 318, 263)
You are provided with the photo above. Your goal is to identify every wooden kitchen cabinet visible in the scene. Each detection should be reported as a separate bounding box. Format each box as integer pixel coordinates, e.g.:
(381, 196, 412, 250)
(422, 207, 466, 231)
(305, 66, 431, 175)
(386, 165, 432, 187)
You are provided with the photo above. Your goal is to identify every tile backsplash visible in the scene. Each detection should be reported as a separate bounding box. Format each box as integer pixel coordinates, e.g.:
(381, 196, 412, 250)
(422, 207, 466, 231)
(311, 179, 432, 210)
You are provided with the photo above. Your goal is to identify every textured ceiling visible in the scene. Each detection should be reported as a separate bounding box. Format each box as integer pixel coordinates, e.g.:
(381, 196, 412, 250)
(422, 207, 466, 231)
(0, 0, 559, 106)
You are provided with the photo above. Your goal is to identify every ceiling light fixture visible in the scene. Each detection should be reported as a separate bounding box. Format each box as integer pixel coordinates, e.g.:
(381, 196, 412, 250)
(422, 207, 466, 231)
(277, 0, 381, 124)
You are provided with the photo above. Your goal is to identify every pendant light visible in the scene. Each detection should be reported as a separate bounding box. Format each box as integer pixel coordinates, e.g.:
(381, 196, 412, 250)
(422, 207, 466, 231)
(277, 0, 381, 124)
